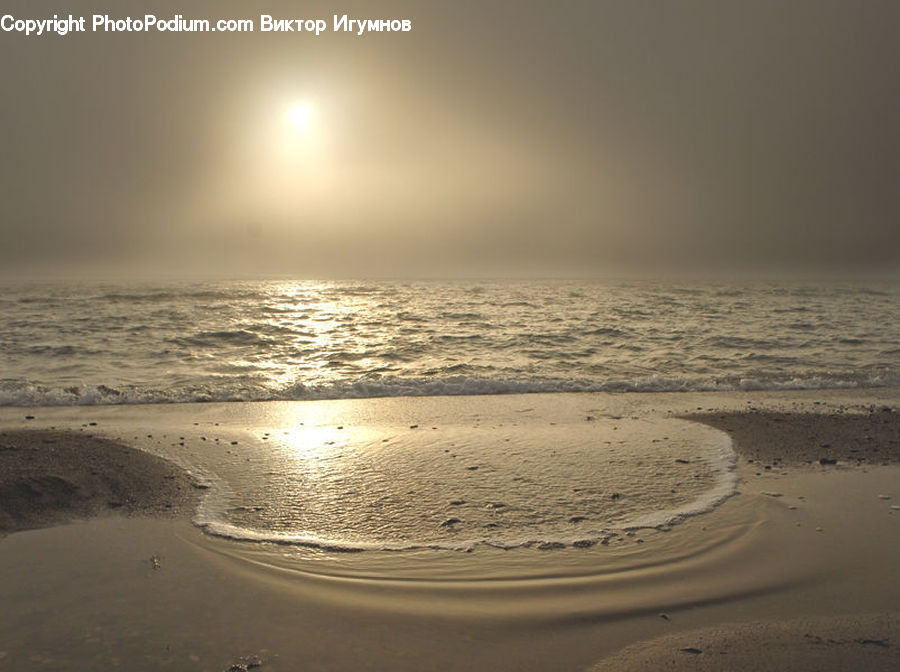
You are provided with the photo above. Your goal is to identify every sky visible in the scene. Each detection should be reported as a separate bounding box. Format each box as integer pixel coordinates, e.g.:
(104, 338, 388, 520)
(1, 0, 898, 278)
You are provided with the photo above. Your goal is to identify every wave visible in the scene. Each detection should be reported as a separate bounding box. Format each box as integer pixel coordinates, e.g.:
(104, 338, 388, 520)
(1, 371, 897, 407)
(190, 429, 739, 553)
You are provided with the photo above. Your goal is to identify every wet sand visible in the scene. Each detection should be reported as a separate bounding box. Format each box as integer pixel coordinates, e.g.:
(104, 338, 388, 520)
(0, 391, 898, 670)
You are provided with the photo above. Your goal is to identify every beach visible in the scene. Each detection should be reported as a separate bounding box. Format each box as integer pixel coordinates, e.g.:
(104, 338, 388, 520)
(0, 389, 897, 671)
(4, 0, 899, 667)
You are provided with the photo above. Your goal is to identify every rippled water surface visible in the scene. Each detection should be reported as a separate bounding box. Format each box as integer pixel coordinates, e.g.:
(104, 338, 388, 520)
(1, 280, 896, 405)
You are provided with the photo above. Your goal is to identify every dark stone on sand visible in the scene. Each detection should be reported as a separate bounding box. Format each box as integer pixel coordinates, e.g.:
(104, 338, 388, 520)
(675, 458, 690, 464)
(449, 500, 465, 506)
(441, 518, 461, 527)
(24, 416, 34, 420)
(538, 541, 566, 550)
(569, 516, 587, 523)
(466, 465, 479, 471)
(409, 424, 419, 429)
(819, 457, 838, 465)
(680, 647, 703, 654)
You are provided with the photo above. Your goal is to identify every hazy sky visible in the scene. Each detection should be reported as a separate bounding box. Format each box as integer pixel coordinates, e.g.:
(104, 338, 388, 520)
(1, 0, 898, 277)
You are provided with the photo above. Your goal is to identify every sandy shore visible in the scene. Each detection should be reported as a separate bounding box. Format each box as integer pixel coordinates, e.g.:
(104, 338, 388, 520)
(0, 392, 898, 671)
(0, 430, 198, 536)
(683, 408, 899, 467)
(592, 613, 898, 671)
(589, 406, 900, 671)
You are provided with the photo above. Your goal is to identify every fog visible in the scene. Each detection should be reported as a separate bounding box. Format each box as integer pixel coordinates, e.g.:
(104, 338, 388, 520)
(2, 0, 898, 277)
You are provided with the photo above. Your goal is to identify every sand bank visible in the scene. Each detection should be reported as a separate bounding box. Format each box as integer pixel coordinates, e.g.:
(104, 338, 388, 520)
(683, 408, 899, 467)
(0, 430, 198, 536)
(0, 391, 897, 670)
(591, 613, 898, 671)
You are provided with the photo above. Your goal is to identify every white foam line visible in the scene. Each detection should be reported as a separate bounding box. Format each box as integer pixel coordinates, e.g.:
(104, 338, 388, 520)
(622, 427, 739, 530)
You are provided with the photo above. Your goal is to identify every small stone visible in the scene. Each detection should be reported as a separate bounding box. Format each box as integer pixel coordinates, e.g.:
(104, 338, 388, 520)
(537, 541, 566, 551)
(659, 613, 670, 621)
(25, 415, 35, 420)
(680, 648, 702, 654)
(409, 425, 419, 429)
(440, 518, 461, 527)
(877, 494, 891, 500)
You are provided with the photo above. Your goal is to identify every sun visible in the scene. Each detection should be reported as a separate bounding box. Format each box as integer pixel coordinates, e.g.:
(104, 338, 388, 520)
(288, 103, 312, 130)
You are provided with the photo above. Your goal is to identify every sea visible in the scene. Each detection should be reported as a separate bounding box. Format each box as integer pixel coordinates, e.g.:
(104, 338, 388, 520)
(1, 279, 897, 560)
(2, 279, 897, 406)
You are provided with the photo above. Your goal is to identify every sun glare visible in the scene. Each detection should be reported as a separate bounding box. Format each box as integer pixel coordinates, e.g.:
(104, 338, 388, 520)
(289, 103, 312, 130)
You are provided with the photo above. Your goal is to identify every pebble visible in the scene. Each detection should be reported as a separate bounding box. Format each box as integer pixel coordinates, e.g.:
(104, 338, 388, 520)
(877, 494, 891, 500)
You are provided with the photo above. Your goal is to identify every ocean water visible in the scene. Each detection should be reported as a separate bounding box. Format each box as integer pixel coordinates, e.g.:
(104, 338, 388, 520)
(1, 279, 896, 558)
(1, 280, 897, 406)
